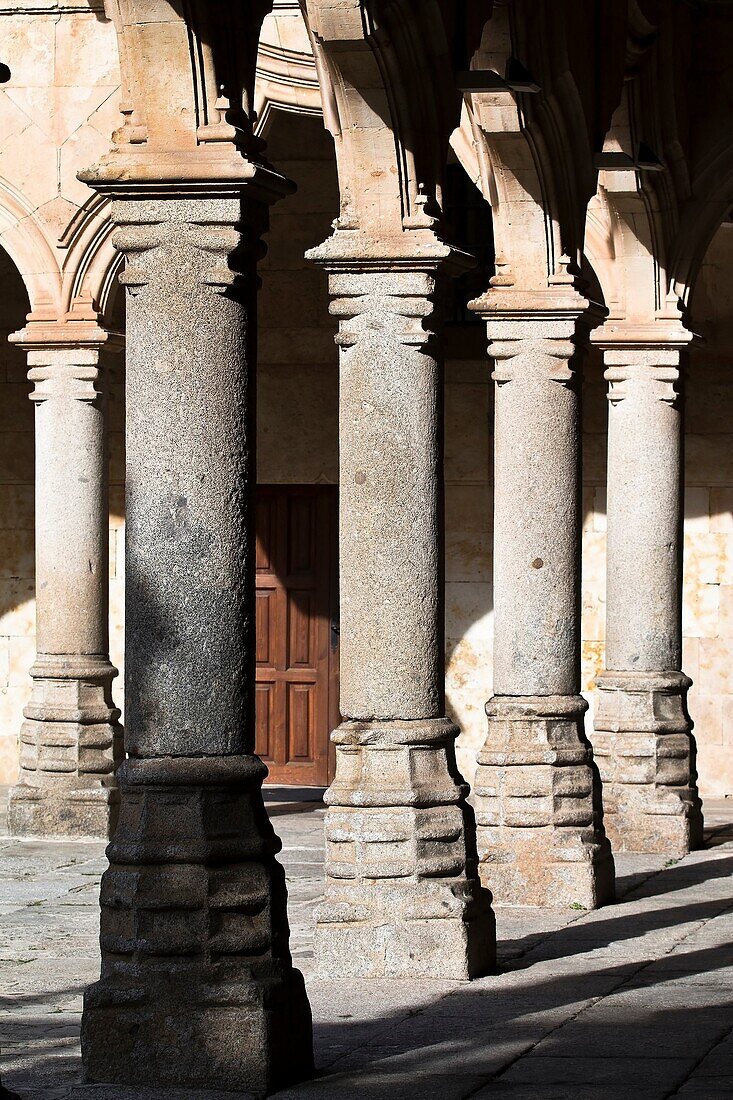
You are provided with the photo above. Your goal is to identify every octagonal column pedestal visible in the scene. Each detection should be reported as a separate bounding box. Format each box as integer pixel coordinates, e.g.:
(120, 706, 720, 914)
(592, 329, 703, 857)
(78, 186, 312, 1097)
(7, 310, 122, 838)
(471, 289, 615, 909)
(307, 232, 495, 980)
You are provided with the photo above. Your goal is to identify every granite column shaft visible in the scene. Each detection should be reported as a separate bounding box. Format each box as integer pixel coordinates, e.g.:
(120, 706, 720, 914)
(8, 316, 122, 837)
(593, 333, 703, 855)
(308, 236, 495, 979)
(79, 191, 312, 1096)
(471, 291, 615, 908)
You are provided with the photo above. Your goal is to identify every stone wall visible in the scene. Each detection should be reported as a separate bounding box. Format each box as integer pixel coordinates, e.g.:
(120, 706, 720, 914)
(0, 2, 117, 236)
(682, 227, 733, 797)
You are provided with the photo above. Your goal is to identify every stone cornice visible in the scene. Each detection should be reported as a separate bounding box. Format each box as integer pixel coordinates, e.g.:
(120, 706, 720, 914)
(468, 285, 606, 327)
(78, 151, 294, 206)
(10, 294, 122, 353)
(591, 319, 697, 353)
(306, 227, 474, 277)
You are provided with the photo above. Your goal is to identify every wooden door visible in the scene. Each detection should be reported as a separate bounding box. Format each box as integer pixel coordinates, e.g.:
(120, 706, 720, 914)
(255, 486, 338, 786)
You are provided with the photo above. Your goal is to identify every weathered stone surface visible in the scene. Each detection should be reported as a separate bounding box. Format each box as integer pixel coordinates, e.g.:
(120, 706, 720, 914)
(470, 291, 614, 908)
(75, 188, 312, 1092)
(594, 670, 703, 856)
(306, 241, 495, 978)
(593, 333, 704, 856)
(475, 695, 615, 909)
(8, 321, 122, 840)
(81, 757, 312, 1097)
(316, 718, 494, 979)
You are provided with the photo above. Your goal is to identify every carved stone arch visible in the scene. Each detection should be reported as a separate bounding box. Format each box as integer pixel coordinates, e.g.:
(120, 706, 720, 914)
(587, 0, 691, 324)
(300, 0, 463, 239)
(587, 0, 733, 315)
(91, 0, 282, 182)
(254, 2, 323, 137)
(670, 143, 733, 307)
(584, 191, 620, 313)
(0, 179, 62, 316)
(659, 0, 733, 307)
(59, 193, 122, 321)
(461, 0, 627, 293)
(585, 175, 669, 323)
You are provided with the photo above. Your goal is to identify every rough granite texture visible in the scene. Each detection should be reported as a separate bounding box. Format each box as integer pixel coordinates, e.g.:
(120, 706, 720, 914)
(2, 788, 733, 1100)
(78, 196, 313, 1095)
(8, 338, 121, 840)
(308, 257, 494, 980)
(330, 267, 443, 724)
(593, 342, 703, 855)
(471, 300, 614, 908)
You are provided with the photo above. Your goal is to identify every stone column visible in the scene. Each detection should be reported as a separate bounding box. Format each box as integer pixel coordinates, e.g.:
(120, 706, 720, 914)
(79, 185, 313, 1094)
(7, 304, 122, 838)
(592, 324, 703, 856)
(307, 231, 495, 980)
(470, 287, 615, 909)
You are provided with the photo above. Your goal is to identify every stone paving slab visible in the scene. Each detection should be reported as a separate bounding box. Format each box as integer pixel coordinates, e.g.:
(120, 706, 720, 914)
(1, 791, 733, 1098)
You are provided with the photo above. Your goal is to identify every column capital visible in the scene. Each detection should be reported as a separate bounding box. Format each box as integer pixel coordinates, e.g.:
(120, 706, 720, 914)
(468, 286, 606, 386)
(10, 293, 122, 355)
(307, 227, 473, 352)
(10, 296, 122, 405)
(109, 193, 281, 304)
(592, 320, 697, 405)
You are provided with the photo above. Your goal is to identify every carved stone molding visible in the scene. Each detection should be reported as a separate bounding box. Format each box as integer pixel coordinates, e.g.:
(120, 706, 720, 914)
(475, 695, 614, 910)
(302, 0, 461, 236)
(317, 718, 494, 979)
(82, 755, 313, 1095)
(593, 671, 704, 856)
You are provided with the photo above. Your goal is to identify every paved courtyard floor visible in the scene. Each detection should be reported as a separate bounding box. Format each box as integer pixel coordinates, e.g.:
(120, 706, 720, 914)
(1, 787, 732, 1099)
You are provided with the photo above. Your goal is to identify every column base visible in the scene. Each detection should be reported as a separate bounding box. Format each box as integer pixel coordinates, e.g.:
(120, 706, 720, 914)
(593, 671, 704, 857)
(316, 878, 494, 980)
(474, 696, 615, 909)
(7, 779, 119, 838)
(315, 718, 495, 980)
(8, 655, 123, 839)
(82, 970, 312, 1097)
(81, 753, 313, 1095)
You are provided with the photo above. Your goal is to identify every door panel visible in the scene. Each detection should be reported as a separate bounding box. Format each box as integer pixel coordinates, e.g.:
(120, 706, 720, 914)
(255, 588, 276, 665)
(287, 682, 315, 761)
(288, 592, 316, 668)
(255, 486, 338, 786)
(254, 681, 276, 761)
